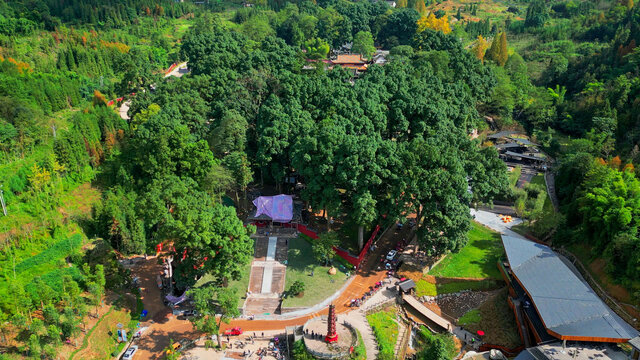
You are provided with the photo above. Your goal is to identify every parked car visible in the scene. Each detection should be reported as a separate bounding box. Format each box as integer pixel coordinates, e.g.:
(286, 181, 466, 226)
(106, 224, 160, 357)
(224, 327, 243, 336)
(386, 250, 398, 261)
(122, 345, 138, 360)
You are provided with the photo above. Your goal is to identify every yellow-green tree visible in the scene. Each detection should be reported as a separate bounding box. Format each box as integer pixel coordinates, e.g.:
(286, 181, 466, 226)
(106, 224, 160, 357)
(498, 32, 509, 66)
(471, 35, 489, 63)
(414, 0, 427, 15)
(485, 32, 508, 66)
(28, 164, 51, 191)
(397, 0, 408, 7)
(416, 13, 451, 34)
(620, 0, 634, 9)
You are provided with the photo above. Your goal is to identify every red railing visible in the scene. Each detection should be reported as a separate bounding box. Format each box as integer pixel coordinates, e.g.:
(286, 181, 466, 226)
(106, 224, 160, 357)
(165, 62, 178, 76)
(250, 222, 380, 268)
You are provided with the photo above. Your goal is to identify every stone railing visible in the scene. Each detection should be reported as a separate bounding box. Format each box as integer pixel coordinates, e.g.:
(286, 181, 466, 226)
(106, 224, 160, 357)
(363, 297, 397, 315)
(302, 318, 358, 360)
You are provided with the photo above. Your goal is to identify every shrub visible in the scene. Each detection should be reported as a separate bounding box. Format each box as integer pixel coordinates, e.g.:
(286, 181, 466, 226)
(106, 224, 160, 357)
(291, 340, 314, 360)
(288, 280, 305, 296)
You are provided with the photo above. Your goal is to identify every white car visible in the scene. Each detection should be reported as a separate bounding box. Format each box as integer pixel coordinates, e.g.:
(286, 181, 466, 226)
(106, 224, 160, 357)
(386, 250, 398, 261)
(123, 345, 138, 360)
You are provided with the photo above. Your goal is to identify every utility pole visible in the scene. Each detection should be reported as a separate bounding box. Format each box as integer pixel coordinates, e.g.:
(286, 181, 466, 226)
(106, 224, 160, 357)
(0, 185, 6, 216)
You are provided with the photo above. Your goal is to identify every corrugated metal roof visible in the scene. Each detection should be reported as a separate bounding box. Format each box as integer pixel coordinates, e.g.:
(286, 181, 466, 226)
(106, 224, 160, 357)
(503, 151, 547, 162)
(487, 130, 518, 139)
(494, 143, 522, 149)
(629, 336, 640, 349)
(502, 235, 638, 341)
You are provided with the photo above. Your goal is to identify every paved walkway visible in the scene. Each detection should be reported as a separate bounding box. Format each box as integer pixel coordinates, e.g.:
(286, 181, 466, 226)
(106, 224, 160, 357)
(164, 61, 188, 78)
(340, 310, 378, 360)
(471, 208, 523, 239)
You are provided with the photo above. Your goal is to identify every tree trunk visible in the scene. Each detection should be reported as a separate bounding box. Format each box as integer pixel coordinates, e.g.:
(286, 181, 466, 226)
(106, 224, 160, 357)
(243, 188, 248, 213)
(358, 225, 364, 250)
(167, 256, 174, 294)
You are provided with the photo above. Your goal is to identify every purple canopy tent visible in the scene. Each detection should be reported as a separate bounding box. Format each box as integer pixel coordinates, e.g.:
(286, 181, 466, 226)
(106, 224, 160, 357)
(166, 291, 188, 306)
(252, 195, 294, 222)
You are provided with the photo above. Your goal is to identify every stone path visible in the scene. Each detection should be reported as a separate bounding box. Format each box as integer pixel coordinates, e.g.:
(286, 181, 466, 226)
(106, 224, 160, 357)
(246, 236, 288, 315)
(340, 310, 378, 360)
(266, 237, 277, 261)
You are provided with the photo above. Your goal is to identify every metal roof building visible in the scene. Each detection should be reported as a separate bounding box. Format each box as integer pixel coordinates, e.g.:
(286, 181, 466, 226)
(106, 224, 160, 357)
(502, 235, 638, 343)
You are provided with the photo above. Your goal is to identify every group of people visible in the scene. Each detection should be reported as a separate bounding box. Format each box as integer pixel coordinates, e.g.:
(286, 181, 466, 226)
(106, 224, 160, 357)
(305, 329, 325, 341)
(349, 280, 384, 307)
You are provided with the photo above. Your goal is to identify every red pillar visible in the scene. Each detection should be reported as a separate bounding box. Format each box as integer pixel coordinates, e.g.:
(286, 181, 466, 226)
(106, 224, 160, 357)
(325, 304, 338, 343)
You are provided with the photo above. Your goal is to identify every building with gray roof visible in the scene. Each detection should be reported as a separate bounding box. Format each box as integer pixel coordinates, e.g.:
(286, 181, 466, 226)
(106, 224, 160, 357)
(501, 235, 638, 344)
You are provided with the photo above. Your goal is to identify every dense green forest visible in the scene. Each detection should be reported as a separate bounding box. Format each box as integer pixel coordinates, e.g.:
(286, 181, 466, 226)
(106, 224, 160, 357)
(0, 0, 640, 357)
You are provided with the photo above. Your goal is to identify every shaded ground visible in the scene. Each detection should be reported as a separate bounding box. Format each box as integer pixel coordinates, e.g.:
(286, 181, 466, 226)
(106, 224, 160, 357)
(568, 243, 640, 321)
(129, 256, 199, 360)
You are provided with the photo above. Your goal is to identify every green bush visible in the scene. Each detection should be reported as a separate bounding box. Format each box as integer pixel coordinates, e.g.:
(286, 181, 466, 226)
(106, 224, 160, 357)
(416, 326, 457, 360)
(111, 342, 126, 357)
(288, 280, 305, 296)
(291, 340, 314, 360)
(14, 234, 83, 275)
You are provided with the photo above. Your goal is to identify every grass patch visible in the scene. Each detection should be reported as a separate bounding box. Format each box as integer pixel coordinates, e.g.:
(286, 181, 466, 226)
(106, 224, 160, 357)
(458, 288, 521, 348)
(366, 307, 398, 360)
(195, 260, 252, 298)
(415, 279, 503, 297)
(282, 237, 348, 307)
(458, 309, 481, 325)
(429, 221, 504, 279)
(530, 174, 553, 212)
